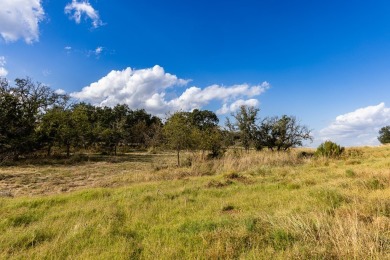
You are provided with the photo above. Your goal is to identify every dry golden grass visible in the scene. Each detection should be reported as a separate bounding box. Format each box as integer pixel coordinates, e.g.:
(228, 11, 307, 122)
(0, 149, 306, 198)
(1, 146, 390, 259)
(0, 153, 177, 197)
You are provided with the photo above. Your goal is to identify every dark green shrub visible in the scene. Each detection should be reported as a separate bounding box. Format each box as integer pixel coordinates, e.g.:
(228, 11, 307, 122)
(222, 205, 235, 212)
(378, 126, 390, 144)
(225, 172, 240, 179)
(207, 147, 226, 159)
(315, 141, 344, 158)
(297, 151, 315, 159)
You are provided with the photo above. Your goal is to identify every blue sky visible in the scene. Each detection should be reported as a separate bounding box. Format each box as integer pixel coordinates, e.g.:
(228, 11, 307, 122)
(1, 0, 390, 147)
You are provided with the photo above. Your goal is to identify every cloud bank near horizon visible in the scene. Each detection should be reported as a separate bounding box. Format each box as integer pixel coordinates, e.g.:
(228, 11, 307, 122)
(319, 102, 390, 146)
(70, 65, 269, 116)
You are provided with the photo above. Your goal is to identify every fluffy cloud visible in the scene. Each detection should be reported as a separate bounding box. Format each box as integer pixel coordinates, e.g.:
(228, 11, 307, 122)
(216, 99, 260, 115)
(71, 65, 189, 113)
(65, 0, 103, 28)
(71, 65, 269, 115)
(0, 56, 8, 77)
(0, 0, 45, 43)
(168, 82, 268, 113)
(319, 103, 390, 146)
(55, 89, 66, 95)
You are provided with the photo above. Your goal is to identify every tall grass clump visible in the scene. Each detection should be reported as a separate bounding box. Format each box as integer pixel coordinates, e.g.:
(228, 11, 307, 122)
(188, 149, 304, 176)
(2, 146, 390, 258)
(316, 141, 345, 158)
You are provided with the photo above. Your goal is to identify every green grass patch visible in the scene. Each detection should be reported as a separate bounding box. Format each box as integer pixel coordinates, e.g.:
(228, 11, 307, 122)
(1, 148, 390, 258)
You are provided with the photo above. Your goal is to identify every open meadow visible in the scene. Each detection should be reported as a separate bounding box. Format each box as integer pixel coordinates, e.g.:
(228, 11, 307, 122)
(1, 146, 390, 259)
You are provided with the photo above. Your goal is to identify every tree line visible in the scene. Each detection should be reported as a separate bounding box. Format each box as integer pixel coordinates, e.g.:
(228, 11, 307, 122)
(0, 77, 313, 164)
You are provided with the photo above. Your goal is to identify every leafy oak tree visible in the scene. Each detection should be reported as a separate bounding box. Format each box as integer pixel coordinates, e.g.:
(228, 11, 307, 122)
(226, 105, 259, 153)
(378, 126, 390, 144)
(0, 77, 68, 160)
(163, 112, 198, 166)
(256, 115, 312, 151)
(189, 109, 223, 158)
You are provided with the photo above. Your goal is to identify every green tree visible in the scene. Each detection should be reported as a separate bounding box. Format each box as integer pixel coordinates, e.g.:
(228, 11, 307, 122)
(227, 105, 259, 153)
(125, 108, 161, 148)
(94, 106, 126, 155)
(0, 81, 24, 160)
(163, 112, 197, 166)
(0, 77, 68, 160)
(40, 104, 91, 157)
(257, 115, 312, 151)
(189, 109, 219, 130)
(378, 126, 390, 144)
(200, 126, 224, 158)
(254, 117, 277, 150)
(144, 121, 164, 150)
(37, 106, 65, 156)
(187, 109, 223, 158)
(44, 108, 83, 157)
(72, 103, 100, 150)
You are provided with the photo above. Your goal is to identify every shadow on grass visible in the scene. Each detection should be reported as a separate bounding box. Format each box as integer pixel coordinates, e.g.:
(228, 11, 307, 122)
(0, 152, 167, 167)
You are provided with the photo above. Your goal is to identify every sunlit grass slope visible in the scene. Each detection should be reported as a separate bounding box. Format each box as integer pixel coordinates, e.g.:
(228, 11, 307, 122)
(1, 146, 390, 259)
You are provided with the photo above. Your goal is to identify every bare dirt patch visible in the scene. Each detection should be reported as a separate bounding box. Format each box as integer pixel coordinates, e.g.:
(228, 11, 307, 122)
(0, 153, 174, 197)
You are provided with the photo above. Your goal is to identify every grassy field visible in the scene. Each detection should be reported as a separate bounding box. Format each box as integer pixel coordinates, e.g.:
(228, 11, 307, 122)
(1, 146, 390, 259)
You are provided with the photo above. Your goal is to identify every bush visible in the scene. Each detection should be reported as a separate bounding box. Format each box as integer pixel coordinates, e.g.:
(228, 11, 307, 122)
(207, 147, 226, 159)
(297, 151, 315, 159)
(378, 126, 390, 144)
(315, 141, 344, 158)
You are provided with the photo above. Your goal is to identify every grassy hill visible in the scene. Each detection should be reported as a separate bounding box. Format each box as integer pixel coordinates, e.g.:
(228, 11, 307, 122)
(1, 147, 390, 259)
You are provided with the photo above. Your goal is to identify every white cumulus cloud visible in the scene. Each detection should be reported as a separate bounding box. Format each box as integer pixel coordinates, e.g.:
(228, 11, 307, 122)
(71, 65, 189, 113)
(70, 65, 269, 116)
(216, 99, 260, 115)
(65, 0, 103, 28)
(55, 89, 66, 95)
(0, 0, 45, 43)
(319, 103, 390, 146)
(0, 56, 8, 77)
(169, 82, 269, 113)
